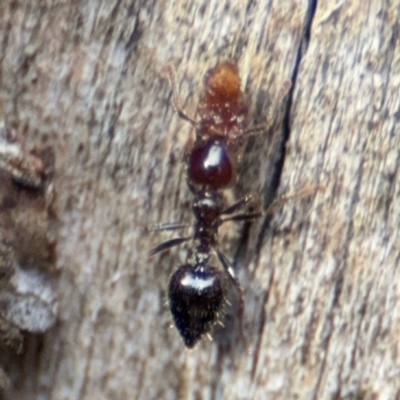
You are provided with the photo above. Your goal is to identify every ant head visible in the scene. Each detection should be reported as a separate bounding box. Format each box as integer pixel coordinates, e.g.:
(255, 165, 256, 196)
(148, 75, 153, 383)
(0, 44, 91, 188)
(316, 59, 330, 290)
(188, 139, 238, 190)
(168, 263, 225, 348)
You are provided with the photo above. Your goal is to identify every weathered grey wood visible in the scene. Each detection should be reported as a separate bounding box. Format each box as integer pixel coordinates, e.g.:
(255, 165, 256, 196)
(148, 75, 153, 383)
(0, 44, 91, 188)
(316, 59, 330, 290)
(1, 0, 399, 399)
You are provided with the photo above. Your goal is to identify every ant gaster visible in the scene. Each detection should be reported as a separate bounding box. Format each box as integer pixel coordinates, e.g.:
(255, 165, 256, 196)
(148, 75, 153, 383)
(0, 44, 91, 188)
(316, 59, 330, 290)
(150, 60, 290, 348)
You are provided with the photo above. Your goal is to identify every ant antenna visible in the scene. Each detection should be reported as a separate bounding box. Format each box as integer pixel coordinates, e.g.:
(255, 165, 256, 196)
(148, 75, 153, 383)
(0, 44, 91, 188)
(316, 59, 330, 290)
(163, 65, 198, 128)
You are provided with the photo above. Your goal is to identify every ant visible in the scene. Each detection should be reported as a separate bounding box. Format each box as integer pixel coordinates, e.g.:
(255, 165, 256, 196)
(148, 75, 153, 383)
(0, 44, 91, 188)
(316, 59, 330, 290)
(149, 60, 291, 348)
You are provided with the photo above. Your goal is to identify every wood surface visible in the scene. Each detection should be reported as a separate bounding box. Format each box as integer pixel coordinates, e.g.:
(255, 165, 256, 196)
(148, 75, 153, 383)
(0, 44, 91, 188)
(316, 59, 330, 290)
(0, 0, 399, 399)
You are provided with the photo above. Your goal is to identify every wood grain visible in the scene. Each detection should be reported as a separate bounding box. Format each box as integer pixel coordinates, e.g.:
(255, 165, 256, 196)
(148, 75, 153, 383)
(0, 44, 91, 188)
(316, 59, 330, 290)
(0, 0, 399, 399)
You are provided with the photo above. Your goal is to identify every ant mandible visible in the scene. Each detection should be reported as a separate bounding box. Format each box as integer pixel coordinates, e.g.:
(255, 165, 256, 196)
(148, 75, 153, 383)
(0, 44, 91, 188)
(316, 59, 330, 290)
(149, 60, 290, 348)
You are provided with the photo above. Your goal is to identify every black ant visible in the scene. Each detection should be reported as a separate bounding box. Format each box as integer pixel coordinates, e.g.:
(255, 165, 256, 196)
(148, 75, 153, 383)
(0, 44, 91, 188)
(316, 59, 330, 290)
(149, 60, 291, 348)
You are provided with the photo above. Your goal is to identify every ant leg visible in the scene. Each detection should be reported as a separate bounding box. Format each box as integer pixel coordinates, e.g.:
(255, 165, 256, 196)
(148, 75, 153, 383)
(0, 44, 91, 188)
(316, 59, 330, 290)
(148, 236, 191, 256)
(237, 80, 292, 141)
(220, 185, 324, 224)
(217, 251, 250, 353)
(221, 193, 260, 216)
(163, 65, 198, 128)
(148, 222, 193, 232)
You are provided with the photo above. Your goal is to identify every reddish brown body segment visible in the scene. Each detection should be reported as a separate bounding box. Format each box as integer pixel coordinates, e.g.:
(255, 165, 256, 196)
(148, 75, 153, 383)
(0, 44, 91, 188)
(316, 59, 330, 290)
(197, 61, 249, 145)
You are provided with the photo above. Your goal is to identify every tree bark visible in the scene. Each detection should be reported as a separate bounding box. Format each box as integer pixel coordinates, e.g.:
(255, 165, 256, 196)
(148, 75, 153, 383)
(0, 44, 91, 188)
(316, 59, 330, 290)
(1, 0, 399, 399)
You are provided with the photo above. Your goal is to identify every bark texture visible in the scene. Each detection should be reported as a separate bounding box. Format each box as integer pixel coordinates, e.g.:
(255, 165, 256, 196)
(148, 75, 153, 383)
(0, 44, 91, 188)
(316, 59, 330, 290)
(0, 0, 399, 399)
